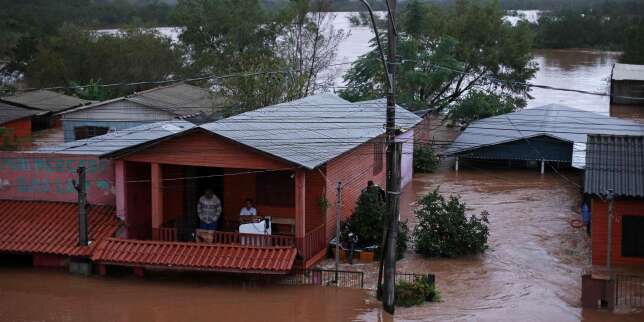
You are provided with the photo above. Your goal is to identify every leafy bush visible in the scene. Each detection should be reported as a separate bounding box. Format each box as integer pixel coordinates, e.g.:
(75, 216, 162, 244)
(413, 145, 439, 173)
(395, 277, 440, 307)
(342, 186, 408, 259)
(413, 188, 490, 257)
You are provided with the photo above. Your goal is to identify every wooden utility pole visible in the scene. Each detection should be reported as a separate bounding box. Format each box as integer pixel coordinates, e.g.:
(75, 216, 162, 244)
(75, 166, 88, 246)
(335, 181, 343, 283)
(606, 189, 614, 274)
(383, 0, 399, 314)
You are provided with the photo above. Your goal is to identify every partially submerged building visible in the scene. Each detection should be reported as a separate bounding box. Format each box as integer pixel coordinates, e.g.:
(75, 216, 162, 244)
(584, 134, 644, 267)
(610, 63, 644, 121)
(445, 105, 644, 172)
(0, 102, 39, 147)
(1, 89, 92, 130)
(59, 83, 225, 142)
(3, 93, 420, 274)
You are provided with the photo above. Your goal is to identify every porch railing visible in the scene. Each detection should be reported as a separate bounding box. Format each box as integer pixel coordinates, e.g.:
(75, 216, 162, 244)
(297, 224, 327, 260)
(212, 231, 295, 247)
(152, 227, 178, 241)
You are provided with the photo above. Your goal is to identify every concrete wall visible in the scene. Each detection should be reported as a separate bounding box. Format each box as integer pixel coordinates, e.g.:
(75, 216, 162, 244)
(591, 197, 644, 267)
(0, 151, 115, 206)
(396, 129, 414, 188)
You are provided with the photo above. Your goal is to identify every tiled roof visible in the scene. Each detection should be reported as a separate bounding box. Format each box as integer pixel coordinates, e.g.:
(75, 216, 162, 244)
(584, 135, 644, 198)
(1, 90, 91, 113)
(0, 200, 121, 257)
(92, 238, 297, 274)
(0, 101, 39, 125)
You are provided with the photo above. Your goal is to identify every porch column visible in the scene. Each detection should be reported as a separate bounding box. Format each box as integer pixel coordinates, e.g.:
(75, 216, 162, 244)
(151, 162, 163, 238)
(115, 160, 127, 222)
(294, 169, 306, 247)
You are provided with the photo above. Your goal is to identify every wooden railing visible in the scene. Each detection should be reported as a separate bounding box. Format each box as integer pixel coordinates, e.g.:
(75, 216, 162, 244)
(297, 224, 327, 260)
(152, 227, 178, 241)
(212, 231, 295, 247)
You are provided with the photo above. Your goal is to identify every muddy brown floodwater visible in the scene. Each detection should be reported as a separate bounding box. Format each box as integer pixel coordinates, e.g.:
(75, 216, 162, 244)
(2, 168, 644, 322)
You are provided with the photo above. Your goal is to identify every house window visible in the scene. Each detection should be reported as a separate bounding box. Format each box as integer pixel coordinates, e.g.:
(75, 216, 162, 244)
(373, 139, 384, 175)
(256, 171, 295, 207)
(74, 126, 109, 140)
(621, 215, 644, 258)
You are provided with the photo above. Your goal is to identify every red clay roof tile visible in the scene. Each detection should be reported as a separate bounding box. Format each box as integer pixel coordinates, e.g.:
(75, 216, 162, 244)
(0, 200, 121, 257)
(92, 238, 297, 274)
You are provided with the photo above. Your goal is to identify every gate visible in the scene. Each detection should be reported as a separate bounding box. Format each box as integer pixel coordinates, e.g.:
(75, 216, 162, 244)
(281, 268, 365, 288)
(615, 274, 644, 308)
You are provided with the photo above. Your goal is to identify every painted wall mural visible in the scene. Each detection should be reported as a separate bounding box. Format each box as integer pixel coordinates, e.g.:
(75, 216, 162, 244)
(0, 152, 115, 205)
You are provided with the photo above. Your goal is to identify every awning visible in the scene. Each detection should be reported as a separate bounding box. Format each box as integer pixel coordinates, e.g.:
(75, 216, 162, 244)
(92, 238, 297, 274)
(0, 200, 120, 257)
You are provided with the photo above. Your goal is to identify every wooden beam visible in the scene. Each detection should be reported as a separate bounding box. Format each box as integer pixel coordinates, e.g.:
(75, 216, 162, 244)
(294, 169, 306, 240)
(151, 163, 163, 234)
(115, 160, 127, 222)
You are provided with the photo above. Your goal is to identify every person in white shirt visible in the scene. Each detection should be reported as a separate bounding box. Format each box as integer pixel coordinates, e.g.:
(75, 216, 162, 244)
(240, 198, 257, 217)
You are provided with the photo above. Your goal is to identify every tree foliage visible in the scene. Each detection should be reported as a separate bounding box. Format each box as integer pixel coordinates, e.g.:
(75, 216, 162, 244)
(447, 90, 520, 125)
(25, 25, 183, 98)
(340, 0, 536, 117)
(413, 145, 440, 173)
(341, 186, 408, 258)
(622, 23, 644, 65)
(413, 188, 490, 258)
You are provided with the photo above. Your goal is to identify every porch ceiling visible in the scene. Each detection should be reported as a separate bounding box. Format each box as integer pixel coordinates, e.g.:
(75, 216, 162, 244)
(91, 238, 297, 274)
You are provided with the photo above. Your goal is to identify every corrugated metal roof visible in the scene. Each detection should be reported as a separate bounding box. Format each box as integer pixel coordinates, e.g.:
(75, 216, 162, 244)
(91, 238, 297, 274)
(445, 104, 644, 168)
(1, 90, 91, 113)
(584, 135, 644, 198)
(201, 93, 422, 169)
(37, 120, 195, 156)
(612, 63, 644, 81)
(61, 83, 226, 117)
(0, 200, 121, 257)
(0, 101, 39, 125)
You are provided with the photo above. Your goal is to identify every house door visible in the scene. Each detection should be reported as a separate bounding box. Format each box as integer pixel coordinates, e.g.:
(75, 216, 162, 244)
(178, 166, 224, 240)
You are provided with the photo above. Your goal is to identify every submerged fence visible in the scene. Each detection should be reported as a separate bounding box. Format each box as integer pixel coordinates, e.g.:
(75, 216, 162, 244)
(276, 269, 435, 290)
(615, 274, 644, 308)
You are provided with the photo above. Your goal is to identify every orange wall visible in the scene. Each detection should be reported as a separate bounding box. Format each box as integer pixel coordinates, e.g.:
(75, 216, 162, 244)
(162, 164, 184, 225)
(324, 137, 386, 240)
(124, 130, 292, 170)
(1, 118, 32, 146)
(591, 198, 644, 267)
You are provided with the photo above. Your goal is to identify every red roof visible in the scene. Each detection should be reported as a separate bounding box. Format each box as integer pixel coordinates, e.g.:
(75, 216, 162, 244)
(92, 238, 297, 274)
(0, 200, 120, 257)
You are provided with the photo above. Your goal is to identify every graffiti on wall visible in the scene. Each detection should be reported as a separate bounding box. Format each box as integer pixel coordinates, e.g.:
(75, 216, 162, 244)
(0, 152, 115, 205)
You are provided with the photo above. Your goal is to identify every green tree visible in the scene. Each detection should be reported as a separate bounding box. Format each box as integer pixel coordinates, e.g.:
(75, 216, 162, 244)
(622, 23, 644, 64)
(447, 90, 520, 125)
(342, 186, 408, 258)
(341, 0, 537, 117)
(25, 24, 183, 98)
(413, 188, 490, 258)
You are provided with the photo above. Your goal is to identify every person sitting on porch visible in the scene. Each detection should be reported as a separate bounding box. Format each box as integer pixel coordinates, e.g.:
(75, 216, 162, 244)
(197, 189, 221, 230)
(240, 199, 259, 223)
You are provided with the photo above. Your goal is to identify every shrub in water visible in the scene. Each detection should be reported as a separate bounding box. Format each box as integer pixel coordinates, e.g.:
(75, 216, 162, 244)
(413, 188, 489, 257)
(342, 186, 408, 259)
(413, 145, 439, 173)
(395, 277, 440, 307)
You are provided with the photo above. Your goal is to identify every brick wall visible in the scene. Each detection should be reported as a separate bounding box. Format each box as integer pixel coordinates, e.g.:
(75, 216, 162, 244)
(591, 197, 644, 266)
(324, 137, 386, 240)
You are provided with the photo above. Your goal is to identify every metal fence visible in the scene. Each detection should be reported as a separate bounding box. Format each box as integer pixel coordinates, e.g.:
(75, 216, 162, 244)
(615, 274, 644, 308)
(280, 268, 365, 288)
(396, 272, 436, 286)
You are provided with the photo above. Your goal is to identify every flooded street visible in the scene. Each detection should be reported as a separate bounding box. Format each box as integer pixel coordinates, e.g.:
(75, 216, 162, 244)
(2, 169, 643, 322)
